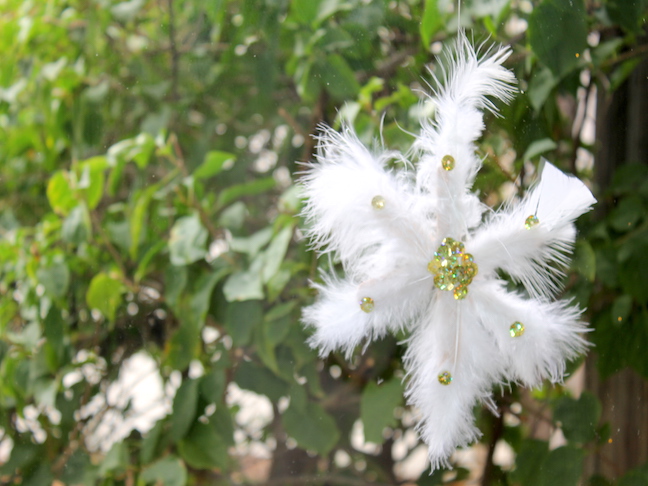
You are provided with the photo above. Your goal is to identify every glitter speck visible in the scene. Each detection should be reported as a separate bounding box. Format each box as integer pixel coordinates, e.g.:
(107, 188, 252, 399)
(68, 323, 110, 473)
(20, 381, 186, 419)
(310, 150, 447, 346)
(509, 321, 525, 337)
(438, 371, 452, 385)
(525, 215, 539, 229)
(360, 297, 375, 313)
(371, 195, 385, 210)
(442, 155, 455, 171)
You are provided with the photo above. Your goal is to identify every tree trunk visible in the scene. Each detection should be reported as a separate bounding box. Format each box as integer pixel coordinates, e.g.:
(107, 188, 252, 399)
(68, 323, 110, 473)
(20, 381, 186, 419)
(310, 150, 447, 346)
(587, 48, 648, 479)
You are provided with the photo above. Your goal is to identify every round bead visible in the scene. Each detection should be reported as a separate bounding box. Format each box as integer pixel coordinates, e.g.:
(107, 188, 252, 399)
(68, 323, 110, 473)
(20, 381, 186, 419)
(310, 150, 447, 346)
(438, 371, 453, 385)
(509, 321, 525, 337)
(371, 195, 385, 210)
(360, 297, 375, 313)
(525, 215, 539, 229)
(441, 155, 455, 171)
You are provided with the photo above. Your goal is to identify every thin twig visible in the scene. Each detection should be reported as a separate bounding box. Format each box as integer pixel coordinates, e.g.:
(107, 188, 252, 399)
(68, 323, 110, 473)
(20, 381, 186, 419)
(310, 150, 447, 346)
(166, 0, 179, 101)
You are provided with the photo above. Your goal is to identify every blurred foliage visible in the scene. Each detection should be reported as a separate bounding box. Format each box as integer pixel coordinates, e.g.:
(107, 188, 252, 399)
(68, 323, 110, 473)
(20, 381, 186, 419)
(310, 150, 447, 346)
(0, 0, 647, 485)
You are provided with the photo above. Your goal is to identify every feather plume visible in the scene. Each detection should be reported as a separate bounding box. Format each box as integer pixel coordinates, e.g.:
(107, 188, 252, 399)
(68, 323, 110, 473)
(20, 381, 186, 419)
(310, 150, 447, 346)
(299, 30, 595, 469)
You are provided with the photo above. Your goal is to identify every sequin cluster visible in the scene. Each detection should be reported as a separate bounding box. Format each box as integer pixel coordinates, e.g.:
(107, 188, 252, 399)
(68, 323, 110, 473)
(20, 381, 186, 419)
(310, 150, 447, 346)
(427, 237, 478, 300)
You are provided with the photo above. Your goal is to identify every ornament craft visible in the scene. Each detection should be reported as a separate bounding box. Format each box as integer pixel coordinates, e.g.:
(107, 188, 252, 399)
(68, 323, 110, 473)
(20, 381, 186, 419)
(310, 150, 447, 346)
(300, 31, 596, 469)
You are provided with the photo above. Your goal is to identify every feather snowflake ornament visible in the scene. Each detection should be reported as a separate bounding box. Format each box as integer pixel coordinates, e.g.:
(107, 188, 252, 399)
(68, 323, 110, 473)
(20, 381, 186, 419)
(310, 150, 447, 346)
(300, 31, 596, 470)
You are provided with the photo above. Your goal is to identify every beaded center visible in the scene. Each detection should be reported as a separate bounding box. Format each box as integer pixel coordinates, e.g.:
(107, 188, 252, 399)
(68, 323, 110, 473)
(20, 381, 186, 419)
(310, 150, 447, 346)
(427, 237, 478, 300)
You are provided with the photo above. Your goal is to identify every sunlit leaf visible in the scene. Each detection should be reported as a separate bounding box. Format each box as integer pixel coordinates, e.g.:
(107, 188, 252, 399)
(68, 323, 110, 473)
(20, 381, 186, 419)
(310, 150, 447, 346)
(86, 273, 126, 322)
(168, 213, 208, 266)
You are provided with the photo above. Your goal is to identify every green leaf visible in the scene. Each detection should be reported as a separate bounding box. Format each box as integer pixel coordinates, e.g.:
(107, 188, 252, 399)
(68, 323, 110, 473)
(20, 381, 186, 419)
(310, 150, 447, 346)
(607, 0, 648, 33)
(170, 378, 200, 441)
(262, 225, 293, 283)
(43, 307, 65, 369)
(618, 469, 648, 486)
(130, 183, 161, 260)
(283, 401, 340, 455)
(360, 378, 404, 443)
(140, 420, 164, 464)
(193, 150, 235, 179)
(225, 300, 263, 346)
(165, 265, 188, 311)
(217, 177, 276, 208)
(0, 442, 39, 475)
(47, 171, 77, 215)
(609, 195, 644, 233)
(36, 260, 70, 299)
(523, 138, 557, 161)
(200, 368, 226, 403)
(134, 239, 167, 283)
(166, 323, 200, 371)
(420, 0, 443, 48)
(611, 295, 633, 325)
(235, 360, 290, 402)
(108, 133, 156, 169)
(291, 0, 342, 25)
(187, 269, 227, 327)
(99, 441, 128, 475)
(223, 267, 264, 302)
(264, 303, 294, 347)
(528, 0, 588, 78)
(317, 54, 361, 101)
(22, 463, 53, 486)
(218, 201, 247, 230)
(61, 205, 90, 244)
(511, 439, 548, 486)
(78, 156, 108, 209)
(553, 392, 601, 443)
(619, 242, 648, 303)
(178, 421, 228, 470)
(573, 240, 596, 282)
(168, 213, 208, 266)
(538, 446, 585, 486)
(229, 227, 273, 257)
(527, 66, 559, 112)
(86, 273, 126, 322)
(140, 456, 187, 486)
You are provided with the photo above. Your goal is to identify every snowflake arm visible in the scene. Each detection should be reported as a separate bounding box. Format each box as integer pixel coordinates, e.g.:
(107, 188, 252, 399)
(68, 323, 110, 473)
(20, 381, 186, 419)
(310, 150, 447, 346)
(300, 125, 430, 277)
(469, 161, 597, 298)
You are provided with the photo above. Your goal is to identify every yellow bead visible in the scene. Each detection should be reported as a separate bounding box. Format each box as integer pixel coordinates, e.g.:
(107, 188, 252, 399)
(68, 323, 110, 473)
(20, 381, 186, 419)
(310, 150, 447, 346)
(441, 155, 455, 171)
(371, 195, 385, 210)
(438, 371, 453, 385)
(360, 297, 375, 313)
(525, 215, 539, 229)
(509, 321, 525, 337)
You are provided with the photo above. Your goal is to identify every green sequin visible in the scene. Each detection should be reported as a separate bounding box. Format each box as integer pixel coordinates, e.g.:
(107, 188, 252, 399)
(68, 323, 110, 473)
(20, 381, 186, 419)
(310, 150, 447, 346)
(509, 321, 525, 337)
(442, 155, 455, 171)
(438, 371, 453, 385)
(427, 237, 478, 300)
(525, 215, 539, 229)
(360, 297, 375, 313)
